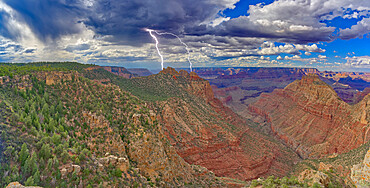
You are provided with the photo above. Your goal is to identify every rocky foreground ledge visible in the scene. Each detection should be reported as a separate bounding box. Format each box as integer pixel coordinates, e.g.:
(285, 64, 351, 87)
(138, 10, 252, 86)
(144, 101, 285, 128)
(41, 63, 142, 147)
(351, 148, 370, 187)
(6, 182, 42, 188)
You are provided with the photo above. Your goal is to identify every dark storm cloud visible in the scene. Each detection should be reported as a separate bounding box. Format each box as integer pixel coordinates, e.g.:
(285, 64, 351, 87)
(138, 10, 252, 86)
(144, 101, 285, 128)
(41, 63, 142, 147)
(82, 0, 237, 46)
(3, 0, 85, 41)
(2, 0, 238, 46)
(2, 0, 369, 49)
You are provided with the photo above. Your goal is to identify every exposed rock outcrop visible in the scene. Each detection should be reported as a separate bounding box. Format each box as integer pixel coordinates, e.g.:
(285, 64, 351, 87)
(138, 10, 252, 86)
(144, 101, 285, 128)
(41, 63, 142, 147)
(85, 66, 136, 79)
(60, 164, 81, 178)
(97, 154, 129, 172)
(36, 71, 76, 85)
(127, 68, 153, 77)
(252, 67, 306, 79)
(160, 67, 215, 102)
(102, 66, 136, 79)
(298, 169, 330, 187)
(159, 67, 180, 76)
(318, 162, 334, 172)
(351, 148, 370, 187)
(0, 75, 32, 90)
(320, 71, 370, 82)
(58, 75, 220, 186)
(127, 129, 196, 183)
(249, 74, 370, 158)
(157, 68, 299, 181)
(354, 88, 370, 104)
(6, 182, 42, 188)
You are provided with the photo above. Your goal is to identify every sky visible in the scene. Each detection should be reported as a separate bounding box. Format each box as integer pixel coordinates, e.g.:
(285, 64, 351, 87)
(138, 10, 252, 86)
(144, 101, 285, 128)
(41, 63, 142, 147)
(0, 0, 370, 72)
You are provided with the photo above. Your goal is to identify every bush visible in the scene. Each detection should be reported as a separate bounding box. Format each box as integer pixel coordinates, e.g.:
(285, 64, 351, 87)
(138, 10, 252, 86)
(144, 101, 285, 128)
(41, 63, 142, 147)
(113, 168, 122, 177)
(250, 179, 260, 187)
(281, 177, 289, 185)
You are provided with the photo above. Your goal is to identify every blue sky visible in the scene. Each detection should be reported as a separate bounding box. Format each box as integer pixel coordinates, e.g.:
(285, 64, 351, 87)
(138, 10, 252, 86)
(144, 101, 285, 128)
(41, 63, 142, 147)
(0, 0, 370, 72)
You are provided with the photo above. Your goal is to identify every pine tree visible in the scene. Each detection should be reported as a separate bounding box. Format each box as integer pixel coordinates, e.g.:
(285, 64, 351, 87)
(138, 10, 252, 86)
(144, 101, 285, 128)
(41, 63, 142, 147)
(51, 133, 61, 146)
(23, 157, 31, 175)
(39, 143, 51, 160)
(42, 103, 49, 116)
(47, 158, 53, 170)
(33, 170, 40, 185)
(30, 153, 38, 175)
(19, 143, 29, 166)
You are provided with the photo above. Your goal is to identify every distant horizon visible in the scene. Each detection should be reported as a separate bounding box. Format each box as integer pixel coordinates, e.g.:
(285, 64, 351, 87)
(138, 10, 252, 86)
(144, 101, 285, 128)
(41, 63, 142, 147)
(0, 1, 369, 72)
(92, 63, 370, 73)
(2, 61, 370, 73)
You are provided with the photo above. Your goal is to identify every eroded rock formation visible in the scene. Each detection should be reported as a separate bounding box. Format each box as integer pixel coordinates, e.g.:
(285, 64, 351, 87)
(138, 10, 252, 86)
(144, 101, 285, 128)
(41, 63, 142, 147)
(6, 182, 42, 188)
(249, 74, 370, 158)
(351, 148, 370, 187)
(156, 68, 299, 181)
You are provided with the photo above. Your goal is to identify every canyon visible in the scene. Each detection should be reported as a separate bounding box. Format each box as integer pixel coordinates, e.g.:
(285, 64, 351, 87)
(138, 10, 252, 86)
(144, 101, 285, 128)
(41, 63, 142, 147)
(2, 63, 370, 187)
(150, 68, 300, 181)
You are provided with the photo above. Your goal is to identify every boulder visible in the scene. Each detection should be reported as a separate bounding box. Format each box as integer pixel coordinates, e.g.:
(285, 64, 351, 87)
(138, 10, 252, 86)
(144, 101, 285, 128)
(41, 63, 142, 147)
(98, 155, 129, 172)
(59, 164, 81, 178)
(6, 182, 42, 188)
(318, 162, 334, 172)
(298, 169, 329, 187)
(351, 148, 370, 187)
(72, 164, 81, 174)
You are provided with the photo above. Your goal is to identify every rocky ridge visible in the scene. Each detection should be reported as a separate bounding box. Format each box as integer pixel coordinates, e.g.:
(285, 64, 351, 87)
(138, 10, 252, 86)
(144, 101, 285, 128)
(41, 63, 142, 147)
(86, 66, 136, 79)
(0, 68, 221, 187)
(155, 68, 299, 181)
(249, 74, 370, 159)
(102, 66, 137, 79)
(58, 73, 220, 186)
(127, 68, 153, 77)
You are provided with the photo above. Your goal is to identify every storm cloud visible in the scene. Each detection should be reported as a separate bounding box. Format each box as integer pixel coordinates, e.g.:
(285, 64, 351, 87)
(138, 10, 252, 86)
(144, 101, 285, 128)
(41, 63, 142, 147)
(0, 0, 370, 71)
(81, 0, 238, 46)
(2, 0, 370, 47)
(3, 0, 86, 42)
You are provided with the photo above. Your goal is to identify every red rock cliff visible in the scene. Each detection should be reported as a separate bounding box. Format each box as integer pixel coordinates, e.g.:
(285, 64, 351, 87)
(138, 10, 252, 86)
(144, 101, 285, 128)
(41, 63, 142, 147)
(249, 74, 370, 159)
(157, 68, 299, 181)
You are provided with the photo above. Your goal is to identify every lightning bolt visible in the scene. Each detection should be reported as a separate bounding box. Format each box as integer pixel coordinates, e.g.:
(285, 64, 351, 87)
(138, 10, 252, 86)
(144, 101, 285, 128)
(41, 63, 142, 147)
(146, 28, 193, 72)
(153, 31, 193, 72)
(146, 29, 164, 70)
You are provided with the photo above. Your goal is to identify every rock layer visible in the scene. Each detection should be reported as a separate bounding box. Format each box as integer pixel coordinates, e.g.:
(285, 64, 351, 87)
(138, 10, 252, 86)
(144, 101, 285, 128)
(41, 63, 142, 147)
(249, 74, 370, 159)
(156, 68, 299, 181)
